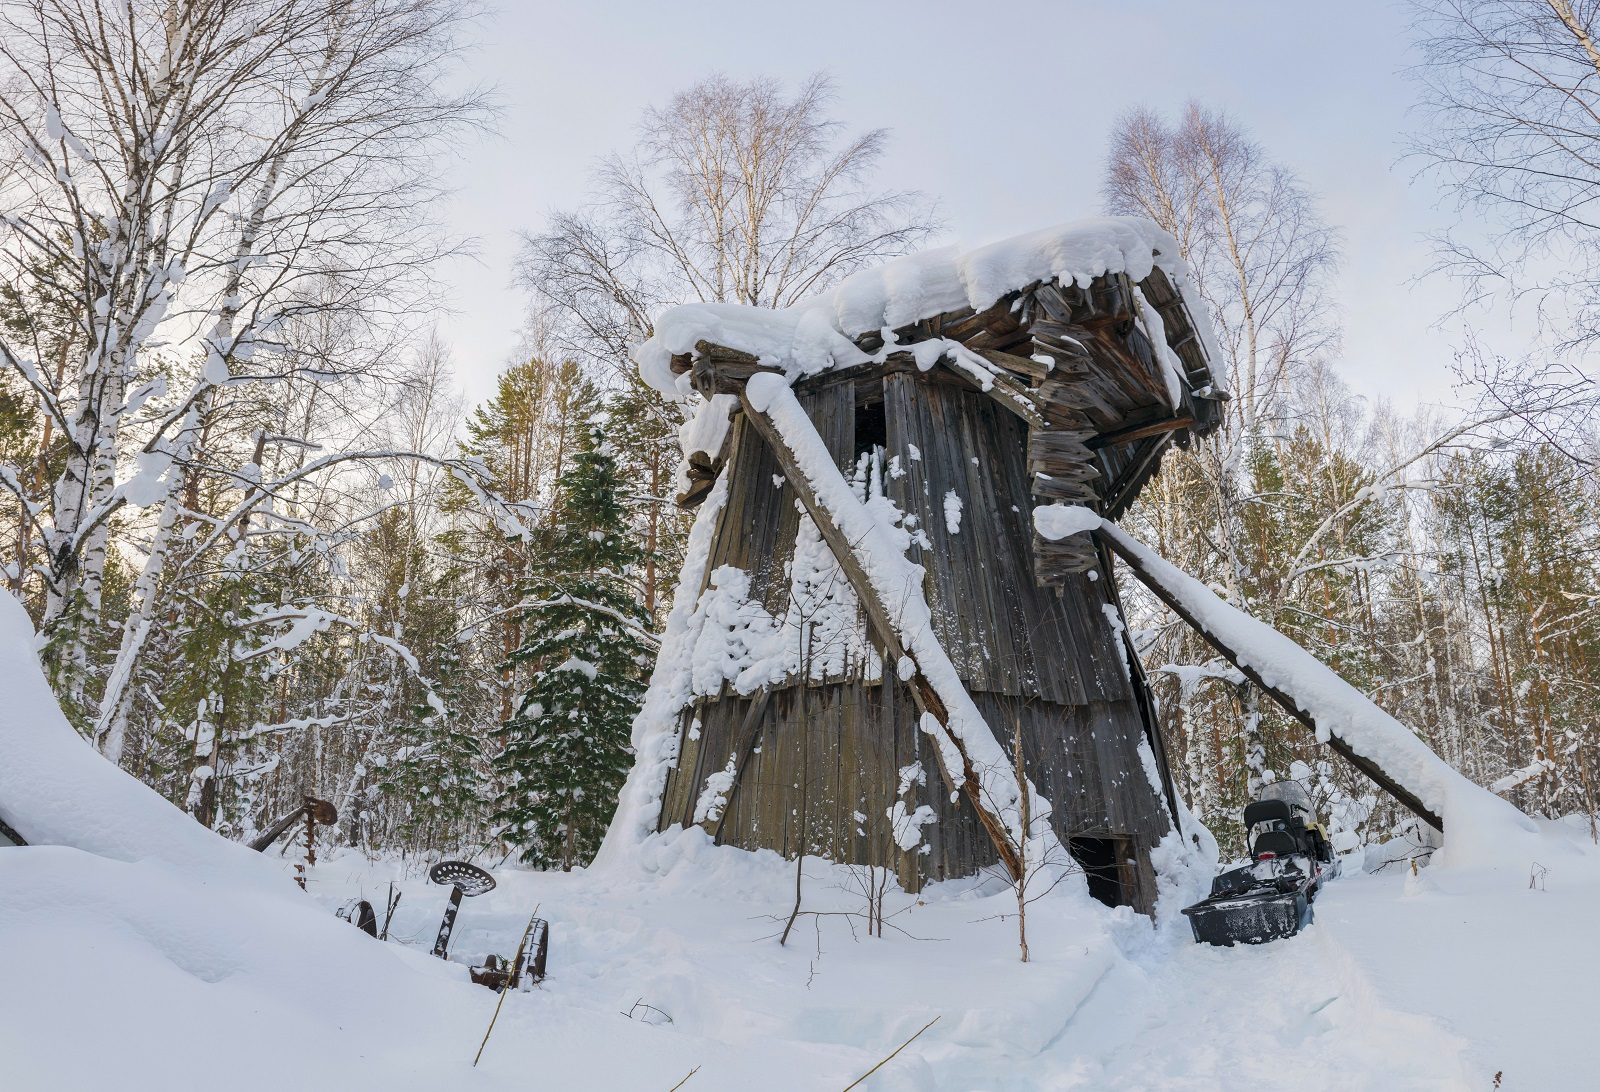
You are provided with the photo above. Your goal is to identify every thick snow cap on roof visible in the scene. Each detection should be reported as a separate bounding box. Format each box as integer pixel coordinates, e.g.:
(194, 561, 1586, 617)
(634, 216, 1223, 401)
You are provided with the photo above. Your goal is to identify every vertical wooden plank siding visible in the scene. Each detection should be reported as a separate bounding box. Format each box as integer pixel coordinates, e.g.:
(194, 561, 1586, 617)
(657, 373, 1171, 906)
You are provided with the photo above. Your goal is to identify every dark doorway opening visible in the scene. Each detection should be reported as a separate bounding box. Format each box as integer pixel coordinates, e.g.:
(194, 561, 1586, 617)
(1068, 836, 1129, 908)
(853, 397, 887, 462)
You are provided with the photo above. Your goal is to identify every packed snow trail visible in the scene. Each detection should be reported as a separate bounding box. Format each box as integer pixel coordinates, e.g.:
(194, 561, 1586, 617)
(1034, 882, 1475, 1089)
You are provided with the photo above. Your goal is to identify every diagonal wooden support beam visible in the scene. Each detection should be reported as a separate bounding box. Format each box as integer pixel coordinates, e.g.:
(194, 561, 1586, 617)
(736, 385, 1027, 881)
(710, 686, 773, 845)
(928, 351, 1045, 431)
(1093, 536, 1185, 842)
(1094, 526, 1444, 831)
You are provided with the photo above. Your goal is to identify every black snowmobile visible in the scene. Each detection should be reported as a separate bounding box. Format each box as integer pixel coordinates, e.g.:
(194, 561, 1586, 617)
(1182, 781, 1338, 946)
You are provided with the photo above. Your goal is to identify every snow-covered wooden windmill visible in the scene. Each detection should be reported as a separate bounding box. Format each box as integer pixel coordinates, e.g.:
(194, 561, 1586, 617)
(600, 217, 1522, 912)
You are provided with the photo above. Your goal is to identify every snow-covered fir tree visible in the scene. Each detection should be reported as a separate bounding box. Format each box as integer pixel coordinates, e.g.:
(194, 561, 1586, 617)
(494, 412, 655, 869)
(378, 564, 491, 856)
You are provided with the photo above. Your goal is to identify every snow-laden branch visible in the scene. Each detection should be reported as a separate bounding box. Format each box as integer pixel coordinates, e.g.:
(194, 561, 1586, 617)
(232, 603, 447, 719)
(1155, 660, 1247, 697)
(1489, 757, 1556, 797)
(1287, 549, 1409, 582)
(518, 593, 661, 650)
(92, 442, 525, 756)
(1285, 409, 1522, 585)
(181, 450, 534, 563)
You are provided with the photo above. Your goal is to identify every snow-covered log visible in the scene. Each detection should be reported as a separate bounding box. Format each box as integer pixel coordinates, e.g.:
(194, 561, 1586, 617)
(1033, 505, 1541, 864)
(1490, 758, 1557, 797)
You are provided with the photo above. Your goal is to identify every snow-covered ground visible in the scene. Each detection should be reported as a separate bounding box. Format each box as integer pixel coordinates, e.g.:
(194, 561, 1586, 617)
(5, 592, 1598, 1090)
(299, 828, 1600, 1091)
(7, 822, 1596, 1091)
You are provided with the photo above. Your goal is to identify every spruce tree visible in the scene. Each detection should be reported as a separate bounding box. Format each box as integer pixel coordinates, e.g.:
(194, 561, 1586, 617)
(494, 412, 653, 869)
(381, 564, 490, 855)
(603, 370, 691, 623)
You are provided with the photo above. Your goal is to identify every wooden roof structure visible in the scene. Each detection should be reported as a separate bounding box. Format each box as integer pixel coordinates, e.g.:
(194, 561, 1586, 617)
(668, 262, 1228, 581)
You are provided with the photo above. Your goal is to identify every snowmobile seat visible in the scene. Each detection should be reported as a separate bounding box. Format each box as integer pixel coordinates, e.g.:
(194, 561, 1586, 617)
(1209, 866, 1258, 898)
(1253, 830, 1299, 860)
(1242, 799, 1292, 830)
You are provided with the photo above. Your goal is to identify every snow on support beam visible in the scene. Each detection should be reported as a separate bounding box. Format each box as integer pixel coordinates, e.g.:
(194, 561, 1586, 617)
(1031, 506, 1541, 858)
(739, 372, 1054, 882)
(1102, 526, 1441, 830)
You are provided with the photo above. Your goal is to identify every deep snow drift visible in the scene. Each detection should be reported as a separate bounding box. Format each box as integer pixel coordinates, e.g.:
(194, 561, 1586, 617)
(0, 592, 851, 1090)
(0, 593, 286, 887)
(4, 588, 1599, 1091)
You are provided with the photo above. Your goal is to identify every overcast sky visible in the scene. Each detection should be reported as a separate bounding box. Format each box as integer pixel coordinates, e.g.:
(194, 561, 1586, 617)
(433, 0, 1514, 414)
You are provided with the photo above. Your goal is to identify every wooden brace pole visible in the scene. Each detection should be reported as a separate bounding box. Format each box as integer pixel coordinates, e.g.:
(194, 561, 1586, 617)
(710, 686, 774, 844)
(1094, 528, 1445, 832)
(736, 390, 1026, 881)
(1093, 535, 1185, 841)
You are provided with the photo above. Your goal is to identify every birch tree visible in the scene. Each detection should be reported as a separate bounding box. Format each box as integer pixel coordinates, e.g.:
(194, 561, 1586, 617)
(0, 0, 484, 735)
(1104, 103, 1339, 806)
(1410, 0, 1600, 343)
(518, 73, 938, 621)
(1407, 0, 1600, 486)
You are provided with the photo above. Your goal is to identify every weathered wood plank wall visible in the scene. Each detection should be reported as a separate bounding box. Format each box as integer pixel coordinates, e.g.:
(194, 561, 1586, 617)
(656, 372, 1171, 906)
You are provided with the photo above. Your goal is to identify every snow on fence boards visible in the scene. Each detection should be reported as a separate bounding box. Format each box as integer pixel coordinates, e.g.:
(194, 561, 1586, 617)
(691, 364, 1134, 708)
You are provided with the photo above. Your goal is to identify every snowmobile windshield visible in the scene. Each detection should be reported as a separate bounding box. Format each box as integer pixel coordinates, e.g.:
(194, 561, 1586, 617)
(1258, 781, 1314, 815)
